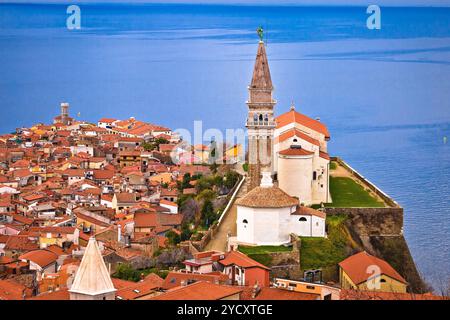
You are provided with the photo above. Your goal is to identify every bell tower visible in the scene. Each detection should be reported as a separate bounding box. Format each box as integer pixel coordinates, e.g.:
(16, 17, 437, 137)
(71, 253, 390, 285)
(246, 28, 276, 191)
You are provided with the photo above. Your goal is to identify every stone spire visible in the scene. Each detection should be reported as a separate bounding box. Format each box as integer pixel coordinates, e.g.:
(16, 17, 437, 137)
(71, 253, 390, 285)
(69, 237, 116, 300)
(250, 41, 273, 90)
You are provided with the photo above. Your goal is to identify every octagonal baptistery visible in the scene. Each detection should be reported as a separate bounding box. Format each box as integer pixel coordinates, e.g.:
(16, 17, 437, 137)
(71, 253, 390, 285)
(235, 173, 300, 246)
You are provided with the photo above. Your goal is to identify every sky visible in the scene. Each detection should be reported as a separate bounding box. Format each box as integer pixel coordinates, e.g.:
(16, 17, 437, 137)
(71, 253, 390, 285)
(2, 0, 450, 7)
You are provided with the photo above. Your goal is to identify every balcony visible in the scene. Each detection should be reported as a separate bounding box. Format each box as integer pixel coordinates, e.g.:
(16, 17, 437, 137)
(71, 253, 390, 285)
(246, 120, 276, 127)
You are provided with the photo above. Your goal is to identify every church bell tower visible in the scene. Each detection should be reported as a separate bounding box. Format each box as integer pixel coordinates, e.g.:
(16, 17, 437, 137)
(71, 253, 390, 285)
(246, 28, 276, 191)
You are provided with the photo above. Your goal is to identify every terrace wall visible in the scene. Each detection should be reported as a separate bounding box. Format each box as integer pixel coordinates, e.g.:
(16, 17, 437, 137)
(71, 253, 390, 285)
(267, 235, 302, 280)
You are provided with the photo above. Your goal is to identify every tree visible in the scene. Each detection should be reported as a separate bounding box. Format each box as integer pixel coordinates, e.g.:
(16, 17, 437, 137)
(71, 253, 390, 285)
(201, 199, 215, 228)
(196, 189, 216, 203)
(142, 137, 170, 152)
(224, 171, 239, 189)
(114, 263, 140, 282)
(180, 222, 194, 241)
(166, 230, 181, 246)
(142, 141, 154, 151)
(181, 173, 192, 189)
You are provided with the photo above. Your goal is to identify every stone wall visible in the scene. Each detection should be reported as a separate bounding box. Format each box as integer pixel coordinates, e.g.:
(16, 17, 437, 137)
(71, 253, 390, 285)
(267, 235, 302, 280)
(324, 207, 404, 236)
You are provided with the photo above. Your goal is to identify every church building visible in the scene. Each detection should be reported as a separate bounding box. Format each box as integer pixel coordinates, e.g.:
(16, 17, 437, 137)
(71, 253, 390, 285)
(245, 35, 331, 206)
(236, 32, 329, 245)
(236, 172, 326, 246)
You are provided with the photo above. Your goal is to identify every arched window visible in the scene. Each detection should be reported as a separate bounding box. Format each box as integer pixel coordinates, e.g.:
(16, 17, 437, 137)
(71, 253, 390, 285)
(253, 114, 258, 122)
(293, 138, 298, 143)
(264, 114, 268, 122)
(242, 219, 248, 224)
(259, 114, 263, 121)
(313, 171, 317, 180)
(380, 279, 386, 283)
(299, 217, 307, 222)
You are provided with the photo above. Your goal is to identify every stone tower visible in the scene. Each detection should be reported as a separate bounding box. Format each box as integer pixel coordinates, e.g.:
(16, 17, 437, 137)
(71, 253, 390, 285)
(246, 40, 276, 191)
(60, 102, 69, 125)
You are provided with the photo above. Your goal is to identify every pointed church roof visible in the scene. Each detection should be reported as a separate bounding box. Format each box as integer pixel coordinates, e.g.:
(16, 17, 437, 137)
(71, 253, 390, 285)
(250, 41, 273, 89)
(236, 185, 298, 208)
(69, 237, 116, 296)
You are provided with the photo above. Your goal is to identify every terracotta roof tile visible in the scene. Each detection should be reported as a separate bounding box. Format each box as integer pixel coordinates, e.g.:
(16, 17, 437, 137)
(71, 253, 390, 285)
(236, 186, 298, 208)
(219, 251, 270, 270)
(150, 281, 242, 300)
(276, 109, 330, 139)
(19, 249, 58, 268)
(279, 146, 314, 156)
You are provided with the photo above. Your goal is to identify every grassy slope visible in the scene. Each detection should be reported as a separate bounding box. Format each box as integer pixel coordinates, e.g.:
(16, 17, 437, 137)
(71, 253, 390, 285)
(300, 215, 360, 281)
(238, 245, 292, 266)
(326, 177, 384, 207)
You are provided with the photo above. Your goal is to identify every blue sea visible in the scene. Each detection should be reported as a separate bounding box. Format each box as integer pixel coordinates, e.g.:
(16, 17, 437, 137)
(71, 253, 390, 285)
(0, 3, 449, 290)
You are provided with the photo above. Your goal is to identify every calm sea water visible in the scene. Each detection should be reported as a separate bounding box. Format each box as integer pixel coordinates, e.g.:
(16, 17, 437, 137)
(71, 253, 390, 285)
(0, 3, 449, 290)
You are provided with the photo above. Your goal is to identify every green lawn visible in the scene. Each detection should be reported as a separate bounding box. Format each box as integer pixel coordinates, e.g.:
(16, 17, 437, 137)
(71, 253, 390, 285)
(238, 245, 292, 255)
(238, 245, 292, 266)
(327, 177, 384, 208)
(300, 215, 355, 281)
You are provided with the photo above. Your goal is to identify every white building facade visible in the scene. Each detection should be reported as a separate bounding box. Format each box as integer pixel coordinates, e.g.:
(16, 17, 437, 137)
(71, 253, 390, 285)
(236, 173, 326, 246)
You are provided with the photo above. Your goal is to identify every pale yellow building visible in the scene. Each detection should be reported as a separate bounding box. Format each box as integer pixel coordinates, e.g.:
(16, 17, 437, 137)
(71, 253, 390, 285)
(339, 251, 408, 293)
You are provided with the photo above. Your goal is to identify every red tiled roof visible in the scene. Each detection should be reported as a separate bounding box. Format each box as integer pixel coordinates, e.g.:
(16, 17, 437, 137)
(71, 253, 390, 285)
(93, 170, 115, 180)
(98, 118, 117, 123)
(115, 192, 137, 204)
(276, 109, 330, 139)
(116, 274, 164, 300)
(150, 281, 242, 300)
(19, 249, 58, 268)
(63, 169, 85, 177)
(219, 251, 270, 270)
(279, 147, 314, 156)
(162, 271, 228, 290)
(292, 206, 326, 219)
(0, 279, 27, 300)
(240, 286, 320, 300)
(28, 288, 70, 300)
(29, 226, 76, 234)
(4, 235, 39, 251)
(275, 128, 320, 146)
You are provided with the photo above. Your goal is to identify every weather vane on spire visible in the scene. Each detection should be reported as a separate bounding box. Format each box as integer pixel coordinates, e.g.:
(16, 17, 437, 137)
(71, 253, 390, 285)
(257, 26, 264, 42)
